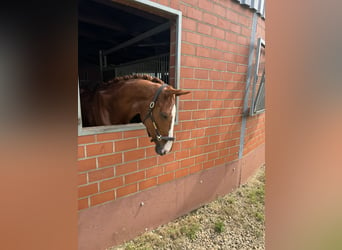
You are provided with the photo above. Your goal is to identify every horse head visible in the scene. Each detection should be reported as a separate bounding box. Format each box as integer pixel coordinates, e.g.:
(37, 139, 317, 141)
(142, 84, 190, 156)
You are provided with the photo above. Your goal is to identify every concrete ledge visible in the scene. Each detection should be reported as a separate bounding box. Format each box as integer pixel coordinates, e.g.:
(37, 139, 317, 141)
(78, 143, 265, 250)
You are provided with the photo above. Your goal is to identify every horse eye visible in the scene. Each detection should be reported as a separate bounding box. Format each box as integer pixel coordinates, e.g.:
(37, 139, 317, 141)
(160, 112, 168, 119)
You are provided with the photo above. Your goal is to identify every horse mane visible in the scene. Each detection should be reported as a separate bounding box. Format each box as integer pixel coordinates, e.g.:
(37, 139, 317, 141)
(98, 74, 165, 90)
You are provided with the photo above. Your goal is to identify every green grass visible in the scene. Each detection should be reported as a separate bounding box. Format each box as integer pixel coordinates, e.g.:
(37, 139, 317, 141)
(180, 222, 200, 240)
(214, 220, 225, 233)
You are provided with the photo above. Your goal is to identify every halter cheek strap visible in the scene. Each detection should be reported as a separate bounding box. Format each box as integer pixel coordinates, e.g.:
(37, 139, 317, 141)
(143, 84, 175, 142)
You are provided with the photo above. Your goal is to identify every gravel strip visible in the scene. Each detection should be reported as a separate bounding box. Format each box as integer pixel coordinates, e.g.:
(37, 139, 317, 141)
(109, 165, 265, 250)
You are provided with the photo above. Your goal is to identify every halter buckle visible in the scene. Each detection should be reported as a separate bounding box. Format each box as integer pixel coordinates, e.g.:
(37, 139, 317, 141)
(149, 102, 155, 109)
(156, 135, 162, 141)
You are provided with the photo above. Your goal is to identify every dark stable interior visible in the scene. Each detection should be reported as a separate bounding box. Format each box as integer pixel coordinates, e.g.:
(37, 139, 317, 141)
(78, 0, 171, 90)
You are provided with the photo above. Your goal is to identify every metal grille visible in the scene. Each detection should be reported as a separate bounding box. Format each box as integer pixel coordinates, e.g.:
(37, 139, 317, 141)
(235, 0, 265, 18)
(103, 53, 170, 83)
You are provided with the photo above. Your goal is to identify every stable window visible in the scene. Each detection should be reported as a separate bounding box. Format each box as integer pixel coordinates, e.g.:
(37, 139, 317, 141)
(250, 38, 265, 115)
(78, 0, 182, 135)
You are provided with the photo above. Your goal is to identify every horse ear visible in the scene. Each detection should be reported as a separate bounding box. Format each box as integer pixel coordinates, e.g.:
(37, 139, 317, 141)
(166, 88, 191, 96)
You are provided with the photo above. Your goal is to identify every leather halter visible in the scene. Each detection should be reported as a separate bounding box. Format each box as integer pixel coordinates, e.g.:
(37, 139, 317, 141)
(143, 83, 175, 142)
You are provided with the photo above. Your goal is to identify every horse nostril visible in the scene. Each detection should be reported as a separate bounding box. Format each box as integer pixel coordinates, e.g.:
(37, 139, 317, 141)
(155, 145, 166, 156)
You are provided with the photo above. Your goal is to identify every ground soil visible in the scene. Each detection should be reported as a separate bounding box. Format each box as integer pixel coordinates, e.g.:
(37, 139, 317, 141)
(108, 165, 265, 250)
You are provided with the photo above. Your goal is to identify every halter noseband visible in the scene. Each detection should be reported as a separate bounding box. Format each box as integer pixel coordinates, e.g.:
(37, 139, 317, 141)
(143, 83, 175, 142)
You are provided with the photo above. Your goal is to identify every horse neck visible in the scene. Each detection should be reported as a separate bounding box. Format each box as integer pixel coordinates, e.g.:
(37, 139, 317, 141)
(104, 80, 161, 124)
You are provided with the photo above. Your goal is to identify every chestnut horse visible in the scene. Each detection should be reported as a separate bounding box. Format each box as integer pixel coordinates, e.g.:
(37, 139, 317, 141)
(80, 74, 190, 155)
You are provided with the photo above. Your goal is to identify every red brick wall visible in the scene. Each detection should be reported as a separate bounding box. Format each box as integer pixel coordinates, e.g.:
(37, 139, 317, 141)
(78, 0, 265, 211)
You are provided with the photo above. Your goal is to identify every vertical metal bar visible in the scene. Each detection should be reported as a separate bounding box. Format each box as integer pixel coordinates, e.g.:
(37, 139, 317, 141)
(99, 50, 103, 82)
(104, 55, 107, 68)
(238, 12, 258, 159)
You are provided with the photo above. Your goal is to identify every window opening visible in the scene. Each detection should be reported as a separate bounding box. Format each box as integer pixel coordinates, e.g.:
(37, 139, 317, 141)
(78, 0, 182, 135)
(250, 38, 265, 115)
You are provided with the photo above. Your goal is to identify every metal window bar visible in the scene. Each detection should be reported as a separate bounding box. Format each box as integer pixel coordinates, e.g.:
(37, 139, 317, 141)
(253, 68, 265, 114)
(102, 53, 170, 83)
(250, 38, 266, 116)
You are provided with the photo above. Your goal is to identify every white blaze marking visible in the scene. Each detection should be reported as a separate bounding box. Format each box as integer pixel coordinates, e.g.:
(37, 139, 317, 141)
(162, 104, 176, 154)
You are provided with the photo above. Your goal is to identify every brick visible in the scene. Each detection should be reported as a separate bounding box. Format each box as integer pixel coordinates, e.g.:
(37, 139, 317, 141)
(145, 146, 157, 158)
(182, 43, 196, 55)
(186, 31, 202, 44)
(117, 184, 137, 198)
(196, 58, 210, 69)
(198, 80, 212, 89)
(183, 17, 196, 30)
(203, 144, 216, 153)
(100, 177, 123, 191)
(183, 79, 198, 89)
(209, 71, 221, 82)
(116, 162, 138, 176)
(197, 23, 211, 35)
(88, 167, 114, 182)
(213, 3, 226, 17)
(78, 135, 95, 144)
(115, 139, 137, 152)
(175, 168, 189, 178)
(191, 128, 205, 138)
(203, 13, 217, 25)
(78, 146, 85, 159)
(124, 149, 145, 162)
(138, 137, 153, 148)
(78, 173, 87, 185)
(146, 166, 163, 178)
(183, 101, 198, 110)
(86, 142, 113, 157)
(203, 160, 215, 169)
(180, 67, 194, 78)
(158, 153, 175, 165)
(178, 111, 192, 121)
(201, 36, 216, 48)
(190, 164, 202, 174)
(213, 81, 225, 90)
(191, 145, 204, 156)
(124, 130, 145, 138)
(97, 132, 122, 142)
(78, 198, 88, 210)
(208, 151, 219, 160)
(212, 27, 225, 39)
(78, 158, 96, 172)
(164, 162, 180, 172)
(180, 157, 195, 168)
(125, 171, 145, 184)
(215, 158, 225, 166)
(181, 139, 196, 150)
(158, 172, 174, 184)
(210, 49, 223, 60)
(226, 10, 238, 23)
(139, 178, 157, 191)
(198, 0, 212, 10)
(196, 137, 209, 146)
(90, 191, 114, 206)
(193, 90, 207, 99)
(195, 154, 207, 164)
(98, 154, 122, 167)
(186, 7, 202, 20)
(78, 183, 98, 198)
(196, 46, 211, 57)
(182, 55, 199, 67)
(231, 23, 241, 34)
(138, 157, 157, 170)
